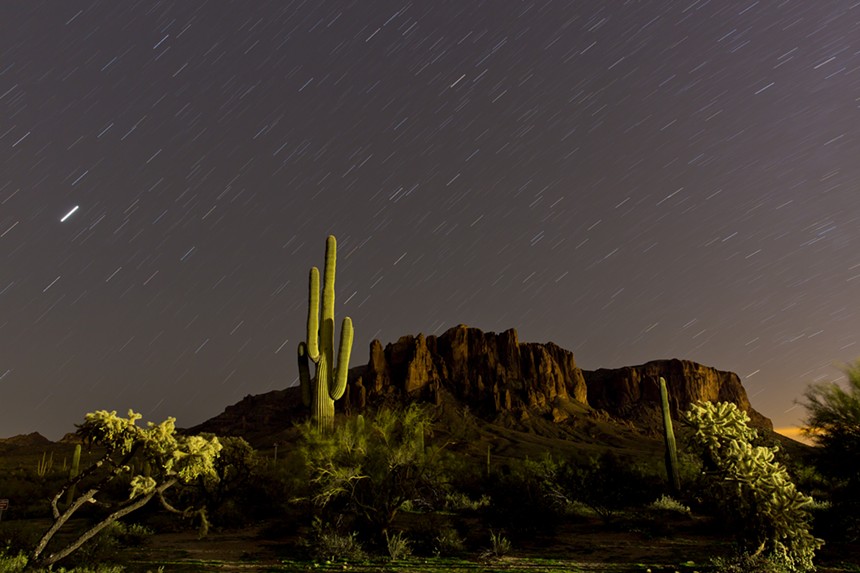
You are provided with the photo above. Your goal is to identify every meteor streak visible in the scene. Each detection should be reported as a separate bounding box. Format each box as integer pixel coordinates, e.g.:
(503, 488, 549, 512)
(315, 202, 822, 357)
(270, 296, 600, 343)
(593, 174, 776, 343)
(60, 206, 80, 222)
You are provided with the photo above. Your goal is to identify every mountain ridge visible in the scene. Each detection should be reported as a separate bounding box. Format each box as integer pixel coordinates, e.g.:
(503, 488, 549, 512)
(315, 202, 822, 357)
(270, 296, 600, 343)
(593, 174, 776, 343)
(190, 324, 772, 445)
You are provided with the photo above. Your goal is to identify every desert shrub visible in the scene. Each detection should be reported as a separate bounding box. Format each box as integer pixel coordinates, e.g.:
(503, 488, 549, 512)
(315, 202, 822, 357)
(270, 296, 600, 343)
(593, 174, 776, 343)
(433, 527, 466, 557)
(443, 490, 490, 512)
(306, 518, 366, 563)
(480, 530, 511, 559)
(711, 551, 796, 573)
(0, 547, 128, 573)
(685, 401, 823, 572)
(0, 549, 27, 573)
(648, 495, 690, 514)
(384, 531, 412, 560)
(61, 521, 152, 569)
(297, 404, 448, 541)
(801, 364, 860, 542)
(193, 436, 266, 527)
(483, 455, 567, 537)
(563, 450, 663, 520)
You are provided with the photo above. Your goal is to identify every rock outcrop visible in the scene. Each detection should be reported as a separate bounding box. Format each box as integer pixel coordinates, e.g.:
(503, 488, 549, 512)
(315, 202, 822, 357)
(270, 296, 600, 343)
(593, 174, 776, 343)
(348, 325, 589, 417)
(583, 359, 772, 431)
(346, 325, 770, 430)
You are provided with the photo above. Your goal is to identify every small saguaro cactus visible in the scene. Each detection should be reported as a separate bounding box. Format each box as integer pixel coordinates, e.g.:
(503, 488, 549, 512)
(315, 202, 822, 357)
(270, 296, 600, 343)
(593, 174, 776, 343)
(65, 443, 82, 507)
(659, 376, 681, 495)
(297, 235, 354, 432)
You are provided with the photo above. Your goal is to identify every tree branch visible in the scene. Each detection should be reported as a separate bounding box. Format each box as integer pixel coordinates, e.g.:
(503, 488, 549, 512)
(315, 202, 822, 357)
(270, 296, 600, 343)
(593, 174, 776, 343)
(34, 478, 177, 569)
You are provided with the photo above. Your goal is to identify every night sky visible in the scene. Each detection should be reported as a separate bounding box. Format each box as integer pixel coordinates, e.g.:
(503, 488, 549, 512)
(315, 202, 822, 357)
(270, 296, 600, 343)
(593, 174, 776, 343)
(2, 1, 859, 440)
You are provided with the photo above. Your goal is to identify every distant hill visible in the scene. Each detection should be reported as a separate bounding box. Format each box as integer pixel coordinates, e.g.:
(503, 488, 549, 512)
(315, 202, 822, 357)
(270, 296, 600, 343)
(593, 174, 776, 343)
(191, 325, 777, 454)
(0, 431, 52, 453)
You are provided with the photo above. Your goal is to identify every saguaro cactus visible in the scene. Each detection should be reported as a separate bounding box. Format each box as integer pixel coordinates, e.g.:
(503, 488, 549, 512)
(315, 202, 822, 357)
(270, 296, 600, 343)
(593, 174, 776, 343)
(65, 444, 81, 506)
(297, 235, 354, 432)
(659, 376, 681, 495)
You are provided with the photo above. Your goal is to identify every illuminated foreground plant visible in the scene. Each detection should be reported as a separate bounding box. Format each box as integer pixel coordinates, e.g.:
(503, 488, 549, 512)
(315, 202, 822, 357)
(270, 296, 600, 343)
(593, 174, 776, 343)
(26, 410, 221, 571)
(298, 235, 354, 433)
(685, 401, 823, 572)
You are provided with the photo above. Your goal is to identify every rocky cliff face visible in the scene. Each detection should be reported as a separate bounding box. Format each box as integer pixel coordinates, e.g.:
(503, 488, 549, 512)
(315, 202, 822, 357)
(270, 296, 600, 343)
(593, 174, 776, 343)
(192, 325, 773, 441)
(583, 359, 772, 431)
(346, 325, 588, 417)
(345, 325, 771, 430)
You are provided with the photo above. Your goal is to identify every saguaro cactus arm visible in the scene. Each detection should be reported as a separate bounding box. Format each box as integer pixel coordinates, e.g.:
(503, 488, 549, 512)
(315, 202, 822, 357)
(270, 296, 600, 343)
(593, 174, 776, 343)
(298, 342, 311, 407)
(306, 267, 320, 361)
(330, 316, 353, 400)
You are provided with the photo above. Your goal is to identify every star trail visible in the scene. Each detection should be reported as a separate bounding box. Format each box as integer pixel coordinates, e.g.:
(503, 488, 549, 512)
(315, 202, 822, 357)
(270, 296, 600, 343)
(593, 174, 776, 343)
(1, 1, 859, 439)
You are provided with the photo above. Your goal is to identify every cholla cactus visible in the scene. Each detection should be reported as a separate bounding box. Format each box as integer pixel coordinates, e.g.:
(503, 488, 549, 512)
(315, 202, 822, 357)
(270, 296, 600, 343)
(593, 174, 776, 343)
(685, 401, 823, 572)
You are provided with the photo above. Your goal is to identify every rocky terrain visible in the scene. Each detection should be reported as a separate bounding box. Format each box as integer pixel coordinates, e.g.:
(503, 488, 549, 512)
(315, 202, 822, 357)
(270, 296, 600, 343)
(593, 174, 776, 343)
(190, 324, 772, 445)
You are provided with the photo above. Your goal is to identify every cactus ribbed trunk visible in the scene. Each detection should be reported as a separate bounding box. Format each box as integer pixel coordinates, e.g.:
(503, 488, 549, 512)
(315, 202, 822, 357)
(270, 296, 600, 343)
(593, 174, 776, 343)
(312, 353, 335, 431)
(298, 235, 354, 433)
(659, 376, 681, 495)
(65, 444, 81, 507)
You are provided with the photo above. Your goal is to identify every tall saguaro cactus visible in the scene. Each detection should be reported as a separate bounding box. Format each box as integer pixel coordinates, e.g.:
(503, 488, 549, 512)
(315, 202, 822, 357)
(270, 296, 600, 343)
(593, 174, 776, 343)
(659, 376, 681, 495)
(297, 235, 354, 432)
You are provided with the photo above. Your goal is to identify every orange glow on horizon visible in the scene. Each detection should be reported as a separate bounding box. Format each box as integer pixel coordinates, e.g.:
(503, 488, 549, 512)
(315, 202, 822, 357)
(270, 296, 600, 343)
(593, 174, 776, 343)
(774, 426, 817, 446)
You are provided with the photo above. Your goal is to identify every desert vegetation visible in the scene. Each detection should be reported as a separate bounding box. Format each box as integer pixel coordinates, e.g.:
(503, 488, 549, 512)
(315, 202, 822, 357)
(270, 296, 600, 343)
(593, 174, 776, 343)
(0, 377, 858, 572)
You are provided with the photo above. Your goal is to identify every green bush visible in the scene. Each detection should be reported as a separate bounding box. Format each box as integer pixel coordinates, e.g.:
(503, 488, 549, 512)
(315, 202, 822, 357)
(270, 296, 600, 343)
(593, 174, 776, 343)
(296, 404, 447, 540)
(711, 551, 796, 573)
(0, 550, 27, 573)
(305, 518, 366, 563)
(647, 495, 690, 514)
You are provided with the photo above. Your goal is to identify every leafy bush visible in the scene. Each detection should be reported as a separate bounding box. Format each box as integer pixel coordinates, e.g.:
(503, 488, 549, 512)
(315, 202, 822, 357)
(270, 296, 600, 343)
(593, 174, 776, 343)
(685, 401, 823, 572)
(0, 550, 27, 573)
(297, 404, 447, 540)
(802, 363, 860, 542)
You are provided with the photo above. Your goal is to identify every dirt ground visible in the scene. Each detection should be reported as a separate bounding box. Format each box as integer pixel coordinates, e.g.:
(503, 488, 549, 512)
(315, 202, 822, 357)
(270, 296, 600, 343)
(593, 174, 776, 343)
(119, 518, 860, 573)
(120, 518, 728, 573)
